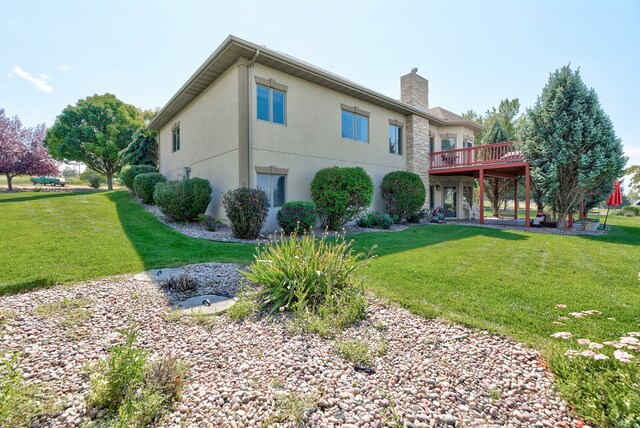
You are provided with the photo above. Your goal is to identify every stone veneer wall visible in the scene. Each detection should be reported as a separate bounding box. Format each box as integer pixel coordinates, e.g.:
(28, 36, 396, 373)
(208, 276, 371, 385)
(405, 114, 430, 209)
(400, 69, 429, 111)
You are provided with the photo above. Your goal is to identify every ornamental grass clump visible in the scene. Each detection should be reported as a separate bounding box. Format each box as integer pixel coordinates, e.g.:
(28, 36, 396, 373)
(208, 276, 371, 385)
(242, 230, 374, 330)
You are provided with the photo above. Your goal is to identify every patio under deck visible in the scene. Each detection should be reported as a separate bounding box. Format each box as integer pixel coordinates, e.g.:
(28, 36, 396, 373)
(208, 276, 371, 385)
(429, 141, 531, 227)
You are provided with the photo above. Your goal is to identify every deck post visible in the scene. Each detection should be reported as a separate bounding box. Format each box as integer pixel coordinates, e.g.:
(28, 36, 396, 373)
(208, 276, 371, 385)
(513, 178, 518, 219)
(525, 163, 530, 228)
(479, 168, 485, 225)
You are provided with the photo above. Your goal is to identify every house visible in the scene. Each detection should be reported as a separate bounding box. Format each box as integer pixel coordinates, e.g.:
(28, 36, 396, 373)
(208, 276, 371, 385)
(149, 35, 486, 231)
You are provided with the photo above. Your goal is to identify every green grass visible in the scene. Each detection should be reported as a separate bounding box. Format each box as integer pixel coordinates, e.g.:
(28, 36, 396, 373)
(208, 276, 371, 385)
(351, 216, 639, 348)
(0, 191, 254, 294)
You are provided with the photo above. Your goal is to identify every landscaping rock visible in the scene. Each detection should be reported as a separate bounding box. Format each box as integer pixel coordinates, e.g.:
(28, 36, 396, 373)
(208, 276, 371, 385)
(0, 263, 581, 427)
(174, 294, 235, 315)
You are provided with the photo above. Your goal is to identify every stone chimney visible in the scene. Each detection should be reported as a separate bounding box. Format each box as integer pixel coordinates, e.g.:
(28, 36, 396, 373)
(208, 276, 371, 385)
(401, 67, 429, 111)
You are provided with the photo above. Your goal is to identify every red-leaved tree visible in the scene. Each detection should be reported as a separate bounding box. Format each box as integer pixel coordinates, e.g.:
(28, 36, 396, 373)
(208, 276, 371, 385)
(0, 109, 59, 190)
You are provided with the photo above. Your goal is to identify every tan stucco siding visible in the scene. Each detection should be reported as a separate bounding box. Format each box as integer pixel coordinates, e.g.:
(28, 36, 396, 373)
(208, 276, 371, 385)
(249, 64, 407, 230)
(430, 125, 476, 152)
(158, 64, 241, 218)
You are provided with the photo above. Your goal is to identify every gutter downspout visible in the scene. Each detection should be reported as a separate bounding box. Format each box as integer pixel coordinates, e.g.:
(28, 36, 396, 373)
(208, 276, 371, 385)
(247, 49, 260, 188)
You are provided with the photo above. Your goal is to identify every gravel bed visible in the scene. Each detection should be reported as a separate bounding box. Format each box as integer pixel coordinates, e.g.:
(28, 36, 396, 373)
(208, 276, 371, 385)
(0, 264, 580, 427)
(143, 202, 415, 244)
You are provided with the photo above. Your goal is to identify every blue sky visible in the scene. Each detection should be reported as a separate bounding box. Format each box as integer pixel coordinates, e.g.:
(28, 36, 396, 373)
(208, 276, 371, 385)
(2, 0, 639, 180)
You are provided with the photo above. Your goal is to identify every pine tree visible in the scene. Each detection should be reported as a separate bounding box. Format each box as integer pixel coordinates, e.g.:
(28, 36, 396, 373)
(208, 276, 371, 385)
(522, 66, 626, 228)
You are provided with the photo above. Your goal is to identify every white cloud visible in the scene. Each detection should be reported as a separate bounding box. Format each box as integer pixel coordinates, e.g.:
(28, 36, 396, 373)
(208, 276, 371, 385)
(39, 73, 51, 80)
(7, 72, 12, 78)
(12, 66, 53, 93)
(2, 84, 9, 90)
(59, 64, 71, 71)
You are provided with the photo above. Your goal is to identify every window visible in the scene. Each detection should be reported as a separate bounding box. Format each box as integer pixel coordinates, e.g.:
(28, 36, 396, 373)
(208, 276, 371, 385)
(256, 85, 286, 125)
(172, 126, 180, 152)
(257, 173, 286, 208)
(429, 135, 435, 153)
(389, 121, 403, 155)
(341, 104, 369, 143)
(441, 135, 456, 151)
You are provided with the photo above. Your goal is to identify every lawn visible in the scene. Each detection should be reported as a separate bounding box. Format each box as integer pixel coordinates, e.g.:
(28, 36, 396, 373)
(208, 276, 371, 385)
(0, 191, 255, 295)
(1, 190, 639, 424)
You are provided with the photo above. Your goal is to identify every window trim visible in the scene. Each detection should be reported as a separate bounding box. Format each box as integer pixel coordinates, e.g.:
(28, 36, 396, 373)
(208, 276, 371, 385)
(340, 104, 369, 143)
(172, 122, 180, 153)
(255, 77, 287, 126)
(388, 120, 403, 155)
(255, 166, 288, 208)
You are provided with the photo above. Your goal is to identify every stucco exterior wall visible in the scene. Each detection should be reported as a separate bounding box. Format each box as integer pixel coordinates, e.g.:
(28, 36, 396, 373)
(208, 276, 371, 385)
(249, 63, 408, 231)
(158, 65, 241, 219)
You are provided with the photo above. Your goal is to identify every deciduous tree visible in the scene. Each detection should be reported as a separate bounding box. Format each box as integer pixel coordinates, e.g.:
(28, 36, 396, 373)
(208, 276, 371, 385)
(0, 109, 59, 190)
(44, 94, 146, 190)
(481, 121, 512, 216)
(522, 66, 626, 228)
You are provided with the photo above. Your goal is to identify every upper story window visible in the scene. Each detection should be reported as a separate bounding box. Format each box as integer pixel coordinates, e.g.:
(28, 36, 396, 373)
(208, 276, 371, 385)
(256, 166, 288, 208)
(172, 124, 180, 152)
(255, 77, 287, 125)
(341, 104, 369, 143)
(429, 135, 435, 153)
(440, 134, 457, 151)
(463, 139, 474, 148)
(389, 120, 403, 155)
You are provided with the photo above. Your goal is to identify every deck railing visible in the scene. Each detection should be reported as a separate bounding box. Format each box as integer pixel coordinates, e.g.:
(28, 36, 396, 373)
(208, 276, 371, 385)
(430, 140, 524, 170)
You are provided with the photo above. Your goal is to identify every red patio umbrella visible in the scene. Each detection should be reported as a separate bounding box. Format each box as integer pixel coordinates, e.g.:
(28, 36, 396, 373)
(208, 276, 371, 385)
(603, 180, 622, 228)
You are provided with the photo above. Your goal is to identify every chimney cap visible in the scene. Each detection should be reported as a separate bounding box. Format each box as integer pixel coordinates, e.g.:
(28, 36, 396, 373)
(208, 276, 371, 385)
(411, 67, 418, 73)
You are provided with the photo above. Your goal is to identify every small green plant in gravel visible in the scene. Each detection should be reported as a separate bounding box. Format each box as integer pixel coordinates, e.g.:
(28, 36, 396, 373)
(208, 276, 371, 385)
(0, 307, 15, 328)
(0, 353, 56, 427)
(272, 391, 316, 425)
(86, 326, 185, 427)
(34, 297, 92, 326)
(227, 291, 258, 321)
(335, 338, 372, 366)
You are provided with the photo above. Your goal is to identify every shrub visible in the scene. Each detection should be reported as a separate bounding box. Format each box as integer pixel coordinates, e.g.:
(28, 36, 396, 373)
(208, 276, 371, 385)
(311, 166, 374, 230)
(356, 212, 393, 229)
(380, 171, 426, 222)
(335, 339, 372, 365)
(119, 165, 157, 190)
(222, 187, 269, 239)
(276, 201, 317, 234)
(153, 178, 212, 222)
(622, 206, 640, 216)
(161, 274, 198, 292)
(242, 230, 374, 315)
(133, 172, 166, 204)
(87, 327, 185, 427)
(199, 214, 221, 231)
(80, 168, 105, 189)
(406, 208, 429, 223)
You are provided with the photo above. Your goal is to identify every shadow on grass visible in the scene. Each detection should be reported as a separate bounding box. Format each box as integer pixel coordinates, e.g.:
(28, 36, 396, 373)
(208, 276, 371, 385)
(105, 191, 255, 271)
(349, 223, 528, 258)
(0, 190, 104, 204)
(0, 278, 57, 297)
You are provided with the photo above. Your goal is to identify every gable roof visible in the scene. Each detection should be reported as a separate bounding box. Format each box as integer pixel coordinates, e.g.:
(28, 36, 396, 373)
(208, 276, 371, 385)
(148, 35, 483, 133)
(427, 107, 480, 128)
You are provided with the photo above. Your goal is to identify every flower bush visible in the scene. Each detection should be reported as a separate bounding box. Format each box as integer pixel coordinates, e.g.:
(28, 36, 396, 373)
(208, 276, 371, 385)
(356, 211, 394, 229)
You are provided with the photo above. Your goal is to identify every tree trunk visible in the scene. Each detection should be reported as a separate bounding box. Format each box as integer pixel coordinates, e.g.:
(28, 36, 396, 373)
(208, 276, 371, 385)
(492, 200, 499, 217)
(6, 174, 13, 191)
(106, 173, 113, 190)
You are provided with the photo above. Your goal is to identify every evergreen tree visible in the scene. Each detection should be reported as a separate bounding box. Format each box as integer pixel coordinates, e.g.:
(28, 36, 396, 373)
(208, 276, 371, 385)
(522, 66, 626, 227)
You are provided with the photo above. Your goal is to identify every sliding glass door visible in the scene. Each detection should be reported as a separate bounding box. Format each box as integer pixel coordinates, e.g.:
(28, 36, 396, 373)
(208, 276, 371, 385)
(443, 186, 457, 218)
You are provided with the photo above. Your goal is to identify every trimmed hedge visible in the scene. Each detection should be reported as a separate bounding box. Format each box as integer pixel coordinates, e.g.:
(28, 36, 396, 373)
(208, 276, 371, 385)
(222, 187, 269, 239)
(356, 212, 393, 229)
(276, 201, 317, 234)
(153, 178, 212, 222)
(622, 206, 640, 216)
(119, 165, 157, 190)
(133, 173, 166, 205)
(310, 167, 374, 230)
(380, 171, 426, 222)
